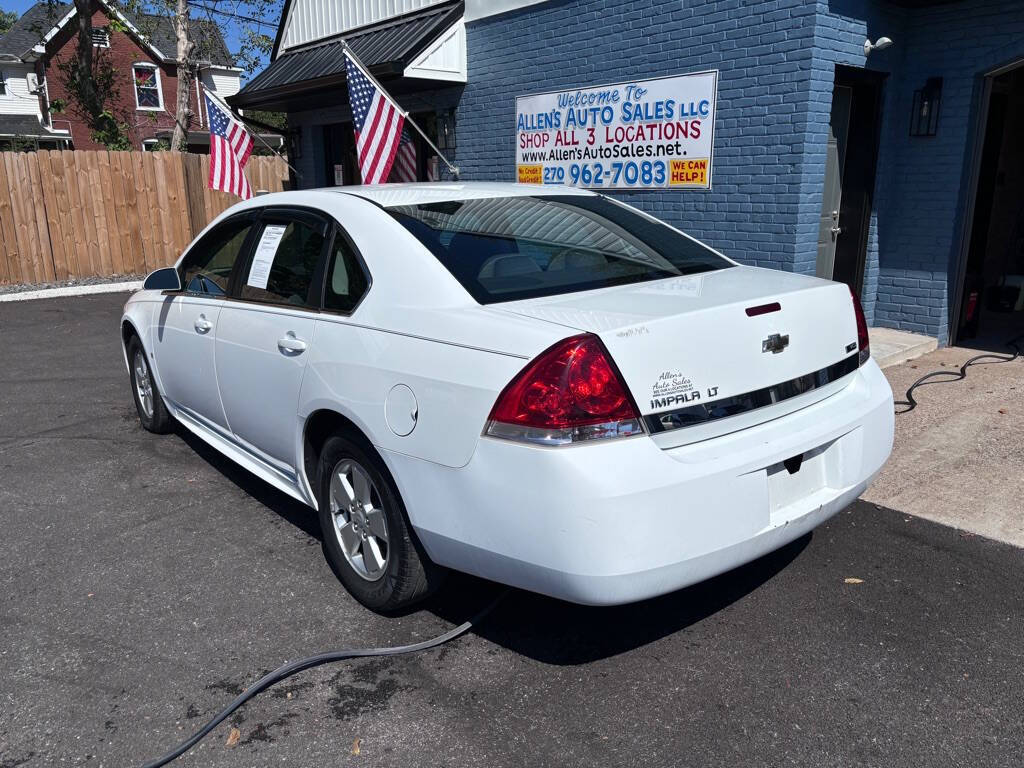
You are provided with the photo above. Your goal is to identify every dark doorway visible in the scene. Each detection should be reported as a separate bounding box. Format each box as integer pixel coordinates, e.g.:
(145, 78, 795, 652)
(321, 113, 436, 187)
(955, 64, 1024, 345)
(322, 122, 360, 186)
(816, 67, 886, 296)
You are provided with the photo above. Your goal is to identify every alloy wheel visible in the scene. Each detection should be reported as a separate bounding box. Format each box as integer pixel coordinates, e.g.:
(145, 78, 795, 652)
(133, 350, 154, 419)
(329, 458, 390, 581)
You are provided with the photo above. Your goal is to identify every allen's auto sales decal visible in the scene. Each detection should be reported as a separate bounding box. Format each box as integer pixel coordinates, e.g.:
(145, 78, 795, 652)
(650, 371, 720, 411)
(515, 71, 718, 190)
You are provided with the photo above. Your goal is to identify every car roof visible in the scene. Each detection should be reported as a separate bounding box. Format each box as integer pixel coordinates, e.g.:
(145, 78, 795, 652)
(327, 182, 596, 208)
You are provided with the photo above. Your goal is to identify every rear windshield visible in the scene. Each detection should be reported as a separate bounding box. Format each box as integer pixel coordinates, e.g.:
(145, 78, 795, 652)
(387, 195, 732, 304)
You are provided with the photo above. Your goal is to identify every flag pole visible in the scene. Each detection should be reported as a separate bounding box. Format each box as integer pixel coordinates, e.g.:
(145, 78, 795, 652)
(207, 91, 303, 180)
(401, 107, 460, 180)
(340, 40, 460, 179)
(241, 121, 303, 181)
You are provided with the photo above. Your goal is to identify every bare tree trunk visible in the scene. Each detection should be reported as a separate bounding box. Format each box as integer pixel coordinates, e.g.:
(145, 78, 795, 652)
(72, 0, 97, 116)
(171, 0, 195, 150)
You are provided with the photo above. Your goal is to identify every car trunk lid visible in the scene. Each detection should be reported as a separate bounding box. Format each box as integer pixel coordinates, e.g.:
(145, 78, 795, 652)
(495, 266, 861, 445)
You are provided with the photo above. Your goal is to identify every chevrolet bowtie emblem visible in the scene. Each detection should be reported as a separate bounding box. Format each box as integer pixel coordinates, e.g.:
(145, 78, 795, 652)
(762, 333, 790, 354)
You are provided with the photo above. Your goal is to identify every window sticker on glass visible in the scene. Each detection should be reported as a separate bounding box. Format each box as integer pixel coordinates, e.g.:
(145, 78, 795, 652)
(247, 225, 287, 290)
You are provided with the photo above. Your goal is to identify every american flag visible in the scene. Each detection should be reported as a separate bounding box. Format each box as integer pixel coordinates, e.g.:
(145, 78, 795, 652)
(344, 50, 405, 185)
(205, 93, 254, 200)
(388, 127, 417, 183)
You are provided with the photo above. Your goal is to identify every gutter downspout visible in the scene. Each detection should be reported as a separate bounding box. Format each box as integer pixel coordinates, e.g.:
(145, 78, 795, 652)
(35, 61, 51, 129)
(195, 68, 203, 129)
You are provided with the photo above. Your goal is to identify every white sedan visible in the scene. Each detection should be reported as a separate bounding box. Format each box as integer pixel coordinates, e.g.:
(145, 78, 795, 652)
(121, 183, 893, 612)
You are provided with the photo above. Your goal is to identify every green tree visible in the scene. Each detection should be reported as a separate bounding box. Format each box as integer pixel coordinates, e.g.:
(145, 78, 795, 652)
(115, 0, 196, 150)
(40, 0, 285, 153)
(245, 109, 286, 131)
(174, 0, 283, 76)
(124, 0, 283, 151)
(154, 0, 286, 149)
(0, 8, 18, 34)
(40, 0, 132, 149)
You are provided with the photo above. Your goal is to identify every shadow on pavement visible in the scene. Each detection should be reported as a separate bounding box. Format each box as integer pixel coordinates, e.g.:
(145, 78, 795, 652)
(175, 424, 322, 540)
(174, 421, 810, 665)
(425, 535, 809, 665)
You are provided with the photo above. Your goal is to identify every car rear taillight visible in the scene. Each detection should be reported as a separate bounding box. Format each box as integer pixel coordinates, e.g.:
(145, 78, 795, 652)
(485, 333, 644, 446)
(850, 285, 870, 366)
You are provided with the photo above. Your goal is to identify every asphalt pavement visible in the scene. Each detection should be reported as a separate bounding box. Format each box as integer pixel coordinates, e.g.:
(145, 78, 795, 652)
(1, 292, 1022, 768)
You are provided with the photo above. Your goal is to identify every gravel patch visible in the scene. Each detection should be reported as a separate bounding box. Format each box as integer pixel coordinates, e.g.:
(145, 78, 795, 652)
(0, 273, 145, 296)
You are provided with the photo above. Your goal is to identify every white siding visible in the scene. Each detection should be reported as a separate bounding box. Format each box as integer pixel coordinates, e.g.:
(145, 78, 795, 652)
(279, 0, 449, 52)
(404, 19, 466, 82)
(200, 68, 241, 98)
(0, 65, 42, 118)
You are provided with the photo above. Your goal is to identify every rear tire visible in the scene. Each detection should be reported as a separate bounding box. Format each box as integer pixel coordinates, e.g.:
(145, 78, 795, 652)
(127, 335, 173, 434)
(317, 433, 443, 612)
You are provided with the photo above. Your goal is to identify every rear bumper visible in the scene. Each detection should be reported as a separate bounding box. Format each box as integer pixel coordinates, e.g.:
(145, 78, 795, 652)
(383, 360, 894, 605)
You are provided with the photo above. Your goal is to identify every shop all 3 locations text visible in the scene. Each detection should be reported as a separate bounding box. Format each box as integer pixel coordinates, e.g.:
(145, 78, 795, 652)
(515, 73, 718, 190)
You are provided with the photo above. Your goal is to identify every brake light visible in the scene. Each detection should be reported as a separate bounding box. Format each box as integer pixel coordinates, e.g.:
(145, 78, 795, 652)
(485, 333, 644, 445)
(850, 285, 870, 366)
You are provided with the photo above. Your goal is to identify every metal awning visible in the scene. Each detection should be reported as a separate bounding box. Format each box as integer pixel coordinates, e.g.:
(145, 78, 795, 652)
(230, 0, 463, 112)
(0, 115, 70, 140)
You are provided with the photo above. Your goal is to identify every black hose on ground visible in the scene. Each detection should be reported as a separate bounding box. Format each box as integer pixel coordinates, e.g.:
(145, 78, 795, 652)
(139, 590, 507, 768)
(894, 333, 1023, 414)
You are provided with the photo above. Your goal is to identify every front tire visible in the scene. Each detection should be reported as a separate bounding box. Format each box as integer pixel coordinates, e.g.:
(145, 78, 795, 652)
(317, 434, 442, 612)
(127, 335, 173, 434)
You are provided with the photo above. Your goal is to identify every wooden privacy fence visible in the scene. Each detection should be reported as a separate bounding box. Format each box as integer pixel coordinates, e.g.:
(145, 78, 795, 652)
(0, 150, 289, 285)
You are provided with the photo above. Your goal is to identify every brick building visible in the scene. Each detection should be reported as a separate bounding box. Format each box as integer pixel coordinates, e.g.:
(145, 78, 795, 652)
(235, 0, 1024, 347)
(0, 0, 240, 151)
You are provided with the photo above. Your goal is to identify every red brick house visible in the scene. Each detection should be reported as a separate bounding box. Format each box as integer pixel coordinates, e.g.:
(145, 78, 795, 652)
(0, 1, 241, 151)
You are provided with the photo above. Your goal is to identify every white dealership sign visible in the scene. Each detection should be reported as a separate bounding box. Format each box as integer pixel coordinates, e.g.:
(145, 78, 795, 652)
(515, 71, 718, 190)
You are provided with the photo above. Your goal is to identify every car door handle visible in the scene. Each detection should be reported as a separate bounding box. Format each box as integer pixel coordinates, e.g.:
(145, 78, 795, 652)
(277, 332, 308, 355)
(194, 315, 213, 334)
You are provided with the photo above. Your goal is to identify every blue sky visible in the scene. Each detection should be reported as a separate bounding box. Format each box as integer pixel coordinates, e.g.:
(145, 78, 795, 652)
(2, 0, 278, 80)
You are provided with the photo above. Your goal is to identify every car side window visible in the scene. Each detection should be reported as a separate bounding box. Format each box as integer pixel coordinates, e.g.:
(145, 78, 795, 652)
(179, 218, 253, 296)
(239, 219, 326, 307)
(323, 232, 369, 313)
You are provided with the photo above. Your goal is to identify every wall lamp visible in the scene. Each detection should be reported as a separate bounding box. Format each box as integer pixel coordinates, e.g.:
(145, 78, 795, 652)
(910, 77, 942, 137)
(863, 36, 894, 57)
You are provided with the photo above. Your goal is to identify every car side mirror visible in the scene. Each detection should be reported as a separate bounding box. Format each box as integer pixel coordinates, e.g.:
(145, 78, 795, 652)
(143, 267, 182, 292)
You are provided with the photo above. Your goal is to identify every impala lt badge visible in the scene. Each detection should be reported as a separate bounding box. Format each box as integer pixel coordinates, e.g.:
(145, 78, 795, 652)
(762, 333, 790, 354)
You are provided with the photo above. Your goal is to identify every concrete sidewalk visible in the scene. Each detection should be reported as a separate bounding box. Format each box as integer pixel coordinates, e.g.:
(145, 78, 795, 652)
(863, 343, 1024, 546)
(869, 327, 938, 369)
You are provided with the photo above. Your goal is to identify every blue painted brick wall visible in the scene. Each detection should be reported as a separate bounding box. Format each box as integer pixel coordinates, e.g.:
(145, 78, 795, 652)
(456, 0, 823, 273)
(455, 0, 1024, 344)
(796, 0, 903, 327)
(866, 0, 1024, 343)
(814, 0, 1024, 343)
